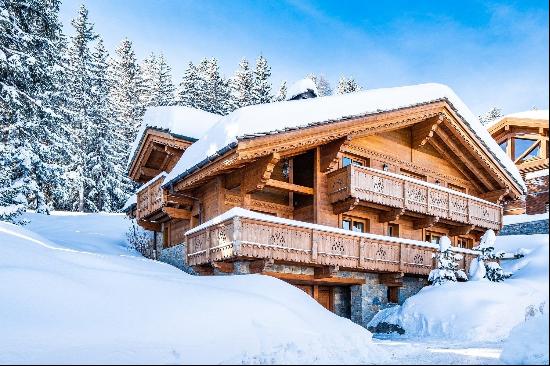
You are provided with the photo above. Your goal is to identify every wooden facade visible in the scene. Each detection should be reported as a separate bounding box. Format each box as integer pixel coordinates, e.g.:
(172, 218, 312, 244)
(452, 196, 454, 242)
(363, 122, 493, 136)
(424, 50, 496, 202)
(128, 98, 524, 313)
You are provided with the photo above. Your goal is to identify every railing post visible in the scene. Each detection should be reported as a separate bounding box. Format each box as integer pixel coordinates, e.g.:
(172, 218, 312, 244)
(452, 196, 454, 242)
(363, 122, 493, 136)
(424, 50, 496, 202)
(403, 181, 408, 210)
(426, 187, 431, 214)
(467, 198, 471, 223)
(206, 228, 211, 261)
(447, 191, 451, 219)
(359, 238, 366, 268)
(233, 216, 242, 256)
(399, 243, 404, 272)
(311, 230, 319, 263)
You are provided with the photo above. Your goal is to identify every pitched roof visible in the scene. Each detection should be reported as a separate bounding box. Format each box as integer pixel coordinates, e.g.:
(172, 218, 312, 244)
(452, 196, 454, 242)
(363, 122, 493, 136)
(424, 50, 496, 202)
(485, 109, 549, 130)
(163, 83, 526, 192)
(128, 106, 221, 168)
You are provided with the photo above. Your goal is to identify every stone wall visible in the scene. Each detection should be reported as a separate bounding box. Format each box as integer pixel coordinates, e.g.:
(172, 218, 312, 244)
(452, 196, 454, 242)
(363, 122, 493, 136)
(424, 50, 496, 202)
(499, 219, 549, 236)
(333, 286, 351, 319)
(526, 175, 549, 215)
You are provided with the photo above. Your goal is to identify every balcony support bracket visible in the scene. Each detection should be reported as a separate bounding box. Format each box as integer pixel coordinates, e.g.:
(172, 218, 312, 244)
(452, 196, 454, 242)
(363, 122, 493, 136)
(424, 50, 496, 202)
(379, 208, 406, 223)
(333, 197, 360, 215)
(413, 216, 440, 230)
(449, 224, 476, 237)
(314, 265, 339, 279)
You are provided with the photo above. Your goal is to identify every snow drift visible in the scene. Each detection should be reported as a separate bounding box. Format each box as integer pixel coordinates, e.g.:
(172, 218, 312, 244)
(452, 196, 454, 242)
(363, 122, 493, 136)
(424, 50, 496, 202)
(0, 212, 384, 364)
(368, 233, 548, 342)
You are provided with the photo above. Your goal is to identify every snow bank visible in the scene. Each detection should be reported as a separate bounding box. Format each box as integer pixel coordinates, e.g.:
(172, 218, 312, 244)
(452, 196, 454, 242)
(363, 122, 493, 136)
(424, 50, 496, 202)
(368, 234, 548, 342)
(128, 106, 221, 167)
(0, 213, 384, 364)
(164, 83, 525, 193)
(500, 303, 549, 365)
(286, 78, 318, 100)
(503, 212, 549, 225)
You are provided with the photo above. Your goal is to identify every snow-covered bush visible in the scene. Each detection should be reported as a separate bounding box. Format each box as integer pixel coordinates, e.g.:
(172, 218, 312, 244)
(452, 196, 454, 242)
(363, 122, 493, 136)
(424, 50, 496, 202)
(428, 236, 468, 285)
(474, 230, 512, 282)
(126, 218, 154, 257)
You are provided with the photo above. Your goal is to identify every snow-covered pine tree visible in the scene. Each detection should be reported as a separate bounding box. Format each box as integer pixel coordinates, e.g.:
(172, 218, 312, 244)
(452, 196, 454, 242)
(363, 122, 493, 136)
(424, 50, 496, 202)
(146, 53, 175, 107)
(473, 229, 512, 282)
(138, 52, 157, 107)
(275, 80, 287, 101)
(64, 4, 98, 211)
(176, 61, 201, 108)
(202, 58, 229, 114)
(336, 76, 362, 94)
(251, 55, 273, 105)
(307, 73, 332, 96)
(109, 38, 143, 147)
(478, 107, 502, 126)
(0, 0, 68, 220)
(428, 236, 468, 285)
(83, 39, 133, 212)
(229, 58, 254, 110)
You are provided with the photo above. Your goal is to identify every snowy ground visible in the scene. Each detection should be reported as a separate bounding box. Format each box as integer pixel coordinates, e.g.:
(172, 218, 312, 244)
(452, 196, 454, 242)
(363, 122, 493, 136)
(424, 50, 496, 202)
(1, 212, 548, 364)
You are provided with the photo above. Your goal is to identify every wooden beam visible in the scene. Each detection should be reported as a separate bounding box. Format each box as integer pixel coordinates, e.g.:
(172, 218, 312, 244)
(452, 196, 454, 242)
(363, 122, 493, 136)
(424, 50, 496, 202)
(514, 140, 540, 163)
(241, 153, 281, 193)
(162, 207, 191, 220)
(165, 193, 195, 207)
(435, 127, 497, 191)
(263, 271, 366, 286)
(332, 197, 360, 215)
(479, 188, 510, 204)
(412, 115, 444, 148)
(379, 208, 406, 223)
(428, 136, 486, 193)
(165, 145, 181, 155)
(192, 265, 214, 276)
(212, 261, 234, 274)
(265, 179, 314, 195)
(249, 259, 274, 274)
(137, 219, 161, 232)
(379, 272, 404, 287)
(314, 265, 339, 279)
(140, 166, 159, 177)
(413, 216, 439, 230)
(449, 224, 475, 237)
(320, 137, 350, 172)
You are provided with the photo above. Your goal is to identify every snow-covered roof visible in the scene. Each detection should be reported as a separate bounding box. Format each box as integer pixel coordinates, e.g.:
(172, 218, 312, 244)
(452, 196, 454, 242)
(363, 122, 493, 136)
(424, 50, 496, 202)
(121, 194, 137, 212)
(128, 106, 221, 168)
(135, 172, 167, 194)
(186, 207, 479, 255)
(486, 109, 549, 130)
(286, 78, 318, 100)
(163, 83, 526, 193)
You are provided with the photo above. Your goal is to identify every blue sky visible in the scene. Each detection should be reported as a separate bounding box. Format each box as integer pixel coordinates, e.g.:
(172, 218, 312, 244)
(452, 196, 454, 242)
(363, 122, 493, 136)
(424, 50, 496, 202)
(59, 0, 549, 115)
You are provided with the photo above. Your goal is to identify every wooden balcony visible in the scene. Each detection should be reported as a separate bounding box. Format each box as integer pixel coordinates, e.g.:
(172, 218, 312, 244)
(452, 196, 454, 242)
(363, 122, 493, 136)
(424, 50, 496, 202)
(186, 210, 477, 276)
(327, 165, 502, 231)
(137, 175, 165, 220)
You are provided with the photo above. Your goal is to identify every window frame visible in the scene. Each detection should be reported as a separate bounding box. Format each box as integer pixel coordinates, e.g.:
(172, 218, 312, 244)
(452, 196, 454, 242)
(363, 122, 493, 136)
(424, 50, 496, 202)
(342, 216, 369, 233)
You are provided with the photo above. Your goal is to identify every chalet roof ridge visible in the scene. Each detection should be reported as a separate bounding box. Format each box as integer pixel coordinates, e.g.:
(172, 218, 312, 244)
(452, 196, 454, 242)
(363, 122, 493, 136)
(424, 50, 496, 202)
(162, 82, 526, 193)
(485, 109, 550, 130)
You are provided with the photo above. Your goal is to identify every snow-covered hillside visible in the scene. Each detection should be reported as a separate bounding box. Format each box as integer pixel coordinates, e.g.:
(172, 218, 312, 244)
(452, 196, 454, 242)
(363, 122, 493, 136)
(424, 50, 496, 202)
(0, 212, 383, 364)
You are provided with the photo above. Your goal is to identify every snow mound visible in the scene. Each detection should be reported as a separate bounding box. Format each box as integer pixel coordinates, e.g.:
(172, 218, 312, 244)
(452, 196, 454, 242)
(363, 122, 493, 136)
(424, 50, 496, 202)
(500, 302, 549, 365)
(368, 234, 548, 342)
(164, 83, 525, 193)
(286, 78, 318, 100)
(0, 212, 384, 364)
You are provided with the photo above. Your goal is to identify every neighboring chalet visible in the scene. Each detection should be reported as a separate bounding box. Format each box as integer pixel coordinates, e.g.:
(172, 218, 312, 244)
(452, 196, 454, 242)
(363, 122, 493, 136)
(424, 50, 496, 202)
(126, 83, 525, 326)
(487, 110, 549, 215)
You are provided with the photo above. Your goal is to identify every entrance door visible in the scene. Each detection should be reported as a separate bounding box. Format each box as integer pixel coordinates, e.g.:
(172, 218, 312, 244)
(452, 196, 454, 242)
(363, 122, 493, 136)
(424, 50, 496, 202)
(293, 284, 333, 312)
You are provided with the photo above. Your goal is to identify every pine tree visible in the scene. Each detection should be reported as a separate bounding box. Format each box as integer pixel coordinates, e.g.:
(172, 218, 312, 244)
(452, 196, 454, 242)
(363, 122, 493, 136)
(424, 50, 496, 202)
(201, 58, 229, 114)
(110, 38, 143, 145)
(307, 73, 332, 96)
(336, 76, 362, 94)
(139, 52, 158, 107)
(0, 0, 68, 220)
(275, 80, 287, 101)
(251, 55, 272, 104)
(473, 230, 512, 282)
(478, 107, 502, 126)
(429, 236, 468, 285)
(64, 4, 98, 211)
(176, 61, 201, 108)
(142, 53, 175, 107)
(229, 58, 254, 110)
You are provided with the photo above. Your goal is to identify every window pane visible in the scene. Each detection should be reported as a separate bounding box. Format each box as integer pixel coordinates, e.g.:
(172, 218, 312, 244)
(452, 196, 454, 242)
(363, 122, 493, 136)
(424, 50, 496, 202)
(352, 159, 364, 167)
(342, 157, 352, 167)
(499, 140, 507, 152)
(387, 226, 393, 237)
(514, 138, 537, 160)
(353, 221, 364, 232)
(342, 219, 352, 231)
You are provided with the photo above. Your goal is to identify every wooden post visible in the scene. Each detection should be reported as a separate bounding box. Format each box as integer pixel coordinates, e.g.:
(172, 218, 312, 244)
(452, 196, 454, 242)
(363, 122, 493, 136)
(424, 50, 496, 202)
(206, 227, 211, 261)
(233, 216, 242, 256)
(313, 147, 321, 224)
(359, 238, 366, 268)
(311, 230, 319, 263)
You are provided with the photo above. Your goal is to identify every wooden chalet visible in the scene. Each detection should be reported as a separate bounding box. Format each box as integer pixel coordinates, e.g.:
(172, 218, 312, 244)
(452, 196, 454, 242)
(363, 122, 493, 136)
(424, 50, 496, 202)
(487, 110, 549, 215)
(127, 83, 525, 326)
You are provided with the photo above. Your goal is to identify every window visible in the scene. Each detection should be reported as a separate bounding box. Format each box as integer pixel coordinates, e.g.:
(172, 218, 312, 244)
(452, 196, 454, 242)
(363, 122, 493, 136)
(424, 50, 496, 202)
(456, 237, 473, 249)
(400, 169, 426, 181)
(425, 231, 442, 244)
(448, 183, 466, 193)
(387, 223, 400, 238)
(342, 216, 368, 233)
(387, 287, 399, 304)
(499, 140, 508, 153)
(513, 138, 540, 161)
(342, 155, 366, 168)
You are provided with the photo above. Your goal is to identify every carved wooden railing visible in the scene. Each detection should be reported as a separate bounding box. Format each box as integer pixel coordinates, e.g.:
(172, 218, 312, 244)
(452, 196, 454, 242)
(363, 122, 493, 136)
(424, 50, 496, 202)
(136, 175, 165, 220)
(327, 165, 502, 230)
(186, 213, 477, 276)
